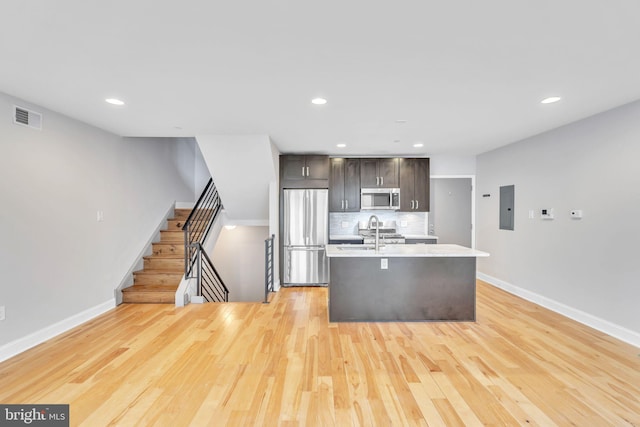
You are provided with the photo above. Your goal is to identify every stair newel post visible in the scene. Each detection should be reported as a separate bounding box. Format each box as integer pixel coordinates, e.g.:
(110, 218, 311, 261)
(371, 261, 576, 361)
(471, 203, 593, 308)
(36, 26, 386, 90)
(196, 245, 202, 297)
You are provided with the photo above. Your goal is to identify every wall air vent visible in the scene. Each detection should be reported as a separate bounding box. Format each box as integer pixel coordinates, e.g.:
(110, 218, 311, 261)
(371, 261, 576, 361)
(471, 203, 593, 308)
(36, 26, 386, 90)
(13, 105, 42, 130)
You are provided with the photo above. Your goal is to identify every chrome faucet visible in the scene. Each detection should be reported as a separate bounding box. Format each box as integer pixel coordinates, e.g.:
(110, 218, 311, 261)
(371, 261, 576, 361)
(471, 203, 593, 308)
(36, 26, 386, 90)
(367, 214, 380, 252)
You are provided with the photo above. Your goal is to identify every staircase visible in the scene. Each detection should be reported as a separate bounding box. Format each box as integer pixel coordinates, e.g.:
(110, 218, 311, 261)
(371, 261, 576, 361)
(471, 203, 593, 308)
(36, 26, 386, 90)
(122, 208, 191, 303)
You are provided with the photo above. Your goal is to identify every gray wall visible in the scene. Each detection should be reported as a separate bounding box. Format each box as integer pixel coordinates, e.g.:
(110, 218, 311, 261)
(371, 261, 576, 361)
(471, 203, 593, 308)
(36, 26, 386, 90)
(476, 100, 640, 341)
(211, 226, 270, 302)
(0, 92, 196, 346)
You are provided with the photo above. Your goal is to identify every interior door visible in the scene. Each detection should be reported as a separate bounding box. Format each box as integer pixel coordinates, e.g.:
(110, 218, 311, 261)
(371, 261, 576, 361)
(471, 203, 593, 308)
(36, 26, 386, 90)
(430, 178, 472, 247)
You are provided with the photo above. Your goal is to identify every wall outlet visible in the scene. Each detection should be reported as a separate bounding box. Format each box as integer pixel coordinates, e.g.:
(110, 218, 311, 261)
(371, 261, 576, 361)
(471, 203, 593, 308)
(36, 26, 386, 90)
(400, 221, 408, 227)
(541, 208, 554, 219)
(570, 210, 583, 219)
(97, 210, 104, 222)
(381, 258, 388, 270)
(341, 221, 349, 229)
(0, 305, 5, 321)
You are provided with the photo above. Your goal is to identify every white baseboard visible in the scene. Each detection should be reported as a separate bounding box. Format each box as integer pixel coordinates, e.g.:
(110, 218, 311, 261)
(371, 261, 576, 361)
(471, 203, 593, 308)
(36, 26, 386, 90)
(477, 272, 640, 348)
(0, 299, 116, 363)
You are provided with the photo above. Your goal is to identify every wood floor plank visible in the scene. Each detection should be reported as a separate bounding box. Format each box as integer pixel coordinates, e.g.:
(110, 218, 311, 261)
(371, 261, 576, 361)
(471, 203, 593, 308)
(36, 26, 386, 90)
(0, 282, 638, 426)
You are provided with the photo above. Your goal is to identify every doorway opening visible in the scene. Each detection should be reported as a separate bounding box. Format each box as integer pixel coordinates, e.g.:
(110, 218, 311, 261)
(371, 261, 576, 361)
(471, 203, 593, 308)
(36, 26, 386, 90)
(429, 176, 475, 248)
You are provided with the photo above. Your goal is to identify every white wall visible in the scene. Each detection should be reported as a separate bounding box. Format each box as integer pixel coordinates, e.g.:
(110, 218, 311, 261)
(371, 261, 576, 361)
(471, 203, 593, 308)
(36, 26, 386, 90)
(0, 92, 195, 349)
(430, 155, 476, 175)
(193, 138, 211, 196)
(268, 140, 280, 288)
(476, 100, 640, 345)
(196, 134, 276, 223)
(211, 226, 270, 302)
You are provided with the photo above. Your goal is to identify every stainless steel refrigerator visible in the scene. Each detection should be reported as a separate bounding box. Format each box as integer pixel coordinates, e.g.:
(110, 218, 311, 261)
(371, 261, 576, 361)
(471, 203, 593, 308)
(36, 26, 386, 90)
(283, 189, 329, 286)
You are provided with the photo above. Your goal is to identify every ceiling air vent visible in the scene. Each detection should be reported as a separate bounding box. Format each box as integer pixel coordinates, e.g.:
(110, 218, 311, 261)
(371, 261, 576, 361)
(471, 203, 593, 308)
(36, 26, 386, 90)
(13, 105, 42, 130)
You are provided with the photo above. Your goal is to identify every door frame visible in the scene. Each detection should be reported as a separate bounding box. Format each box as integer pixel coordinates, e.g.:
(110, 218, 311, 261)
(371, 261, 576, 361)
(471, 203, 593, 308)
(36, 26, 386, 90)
(430, 175, 476, 248)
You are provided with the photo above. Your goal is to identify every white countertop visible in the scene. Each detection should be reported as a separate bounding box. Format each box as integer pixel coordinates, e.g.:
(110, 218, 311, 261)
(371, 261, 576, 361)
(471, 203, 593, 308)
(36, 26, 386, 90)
(326, 243, 489, 258)
(330, 234, 438, 240)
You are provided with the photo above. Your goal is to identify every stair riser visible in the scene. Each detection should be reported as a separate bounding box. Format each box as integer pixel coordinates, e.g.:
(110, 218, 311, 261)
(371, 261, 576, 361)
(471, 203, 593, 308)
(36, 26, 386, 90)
(123, 292, 175, 304)
(152, 244, 185, 256)
(133, 274, 182, 286)
(172, 209, 192, 220)
(160, 231, 185, 243)
(167, 220, 185, 230)
(144, 258, 184, 271)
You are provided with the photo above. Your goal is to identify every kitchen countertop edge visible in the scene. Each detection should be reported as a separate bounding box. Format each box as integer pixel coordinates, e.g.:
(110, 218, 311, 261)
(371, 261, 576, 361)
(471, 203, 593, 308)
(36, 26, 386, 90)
(326, 243, 489, 258)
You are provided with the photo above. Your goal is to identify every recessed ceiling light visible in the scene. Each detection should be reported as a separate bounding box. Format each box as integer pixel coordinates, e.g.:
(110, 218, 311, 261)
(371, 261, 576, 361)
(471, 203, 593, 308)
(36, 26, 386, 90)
(311, 98, 327, 105)
(413, 143, 424, 148)
(105, 98, 125, 106)
(541, 96, 561, 104)
(224, 225, 236, 230)
(393, 140, 401, 143)
(336, 143, 346, 148)
(395, 119, 407, 124)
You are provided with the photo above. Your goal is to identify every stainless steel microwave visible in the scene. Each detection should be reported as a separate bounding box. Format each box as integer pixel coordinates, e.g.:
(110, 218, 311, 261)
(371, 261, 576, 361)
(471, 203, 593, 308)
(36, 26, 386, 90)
(361, 188, 400, 210)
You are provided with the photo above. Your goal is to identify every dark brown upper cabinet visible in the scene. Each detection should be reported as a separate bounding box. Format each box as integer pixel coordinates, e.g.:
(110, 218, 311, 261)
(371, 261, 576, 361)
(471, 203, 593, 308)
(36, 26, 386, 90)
(360, 158, 399, 188)
(329, 158, 360, 212)
(280, 155, 329, 188)
(399, 158, 430, 212)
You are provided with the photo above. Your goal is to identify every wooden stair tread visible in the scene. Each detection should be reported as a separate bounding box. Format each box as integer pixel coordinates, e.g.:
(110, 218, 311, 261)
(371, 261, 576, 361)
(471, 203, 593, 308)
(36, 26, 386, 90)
(123, 284, 178, 292)
(126, 207, 192, 303)
(133, 270, 183, 276)
(143, 254, 184, 260)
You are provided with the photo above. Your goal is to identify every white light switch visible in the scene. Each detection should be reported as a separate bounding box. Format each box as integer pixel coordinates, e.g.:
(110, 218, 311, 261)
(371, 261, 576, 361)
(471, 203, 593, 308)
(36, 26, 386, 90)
(97, 210, 104, 222)
(381, 259, 388, 269)
(0, 306, 5, 321)
(528, 210, 535, 219)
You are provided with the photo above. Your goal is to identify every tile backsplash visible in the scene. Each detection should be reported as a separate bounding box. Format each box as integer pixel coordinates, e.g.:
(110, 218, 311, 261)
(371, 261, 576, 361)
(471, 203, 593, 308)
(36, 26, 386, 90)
(330, 211, 428, 235)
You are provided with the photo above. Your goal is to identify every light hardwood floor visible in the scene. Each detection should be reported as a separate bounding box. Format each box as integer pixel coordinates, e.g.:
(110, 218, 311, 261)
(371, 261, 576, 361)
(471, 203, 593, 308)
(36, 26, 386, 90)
(1, 281, 638, 426)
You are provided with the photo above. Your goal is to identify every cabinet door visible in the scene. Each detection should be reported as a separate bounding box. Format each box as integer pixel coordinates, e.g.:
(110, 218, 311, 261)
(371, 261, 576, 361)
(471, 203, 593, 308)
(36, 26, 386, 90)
(398, 158, 415, 211)
(305, 156, 329, 180)
(360, 158, 379, 187)
(378, 158, 399, 187)
(344, 158, 360, 211)
(329, 158, 345, 212)
(281, 155, 307, 181)
(413, 158, 430, 211)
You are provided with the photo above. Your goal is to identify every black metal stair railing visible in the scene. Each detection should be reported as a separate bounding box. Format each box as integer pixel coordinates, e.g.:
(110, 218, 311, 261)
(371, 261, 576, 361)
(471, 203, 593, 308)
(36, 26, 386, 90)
(182, 177, 228, 302)
(191, 242, 229, 302)
(263, 234, 275, 303)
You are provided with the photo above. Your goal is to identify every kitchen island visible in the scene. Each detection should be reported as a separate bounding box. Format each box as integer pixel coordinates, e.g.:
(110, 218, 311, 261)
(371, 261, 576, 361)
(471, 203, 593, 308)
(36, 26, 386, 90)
(326, 244, 489, 322)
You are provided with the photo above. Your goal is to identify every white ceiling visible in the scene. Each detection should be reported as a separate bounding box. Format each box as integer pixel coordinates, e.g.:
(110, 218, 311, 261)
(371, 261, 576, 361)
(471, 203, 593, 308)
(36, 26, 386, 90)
(2, 1, 640, 156)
